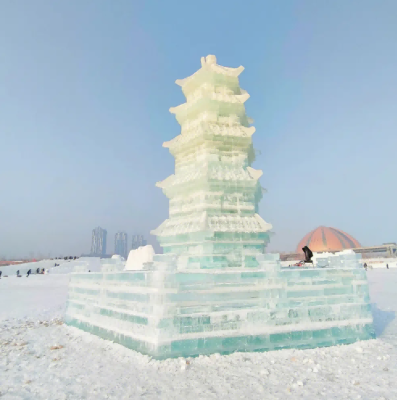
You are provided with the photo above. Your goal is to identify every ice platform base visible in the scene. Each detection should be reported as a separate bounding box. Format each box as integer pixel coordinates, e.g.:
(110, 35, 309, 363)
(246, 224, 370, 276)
(64, 255, 375, 359)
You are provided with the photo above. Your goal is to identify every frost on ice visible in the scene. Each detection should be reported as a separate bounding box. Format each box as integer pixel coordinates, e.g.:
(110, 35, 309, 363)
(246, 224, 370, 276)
(64, 55, 375, 359)
(125, 245, 155, 271)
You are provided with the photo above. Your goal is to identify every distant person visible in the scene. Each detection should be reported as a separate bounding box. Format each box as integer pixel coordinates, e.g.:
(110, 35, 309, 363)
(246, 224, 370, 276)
(0, 270, 2, 278)
(26, 269, 32, 277)
(386, 264, 389, 269)
(36, 268, 40, 274)
(41, 268, 45, 274)
(16, 270, 20, 276)
(302, 246, 313, 264)
(364, 263, 367, 270)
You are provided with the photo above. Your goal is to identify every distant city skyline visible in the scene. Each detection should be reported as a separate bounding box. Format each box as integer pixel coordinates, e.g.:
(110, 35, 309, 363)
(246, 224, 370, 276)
(131, 235, 147, 251)
(89, 228, 147, 258)
(91, 227, 107, 256)
(114, 231, 128, 259)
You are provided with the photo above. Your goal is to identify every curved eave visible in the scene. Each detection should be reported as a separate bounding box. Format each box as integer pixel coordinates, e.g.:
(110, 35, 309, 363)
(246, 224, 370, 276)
(175, 64, 245, 88)
(169, 93, 250, 115)
(254, 214, 273, 231)
(175, 70, 202, 88)
(170, 106, 247, 127)
(159, 177, 260, 198)
(156, 175, 175, 189)
(212, 64, 244, 77)
(163, 125, 256, 149)
(153, 213, 272, 238)
(246, 166, 263, 181)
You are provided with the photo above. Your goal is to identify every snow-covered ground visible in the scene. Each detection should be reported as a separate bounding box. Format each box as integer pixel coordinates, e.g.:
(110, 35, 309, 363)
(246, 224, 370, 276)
(0, 257, 101, 278)
(280, 258, 397, 269)
(0, 259, 79, 276)
(0, 270, 396, 400)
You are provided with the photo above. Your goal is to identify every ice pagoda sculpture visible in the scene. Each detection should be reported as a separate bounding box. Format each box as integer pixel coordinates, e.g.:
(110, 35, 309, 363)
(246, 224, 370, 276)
(152, 54, 272, 269)
(65, 55, 375, 359)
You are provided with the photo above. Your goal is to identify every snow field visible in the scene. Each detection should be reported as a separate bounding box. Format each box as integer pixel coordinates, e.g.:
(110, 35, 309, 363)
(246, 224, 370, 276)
(0, 270, 396, 399)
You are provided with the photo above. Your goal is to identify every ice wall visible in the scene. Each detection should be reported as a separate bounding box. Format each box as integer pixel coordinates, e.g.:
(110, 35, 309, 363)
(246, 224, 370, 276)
(100, 256, 125, 272)
(65, 252, 374, 359)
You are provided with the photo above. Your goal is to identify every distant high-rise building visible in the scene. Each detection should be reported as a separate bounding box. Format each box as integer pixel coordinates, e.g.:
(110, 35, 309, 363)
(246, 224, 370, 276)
(91, 227, 107, 255)
(114, 232, 128, 258)
(131, 235, 147, 250)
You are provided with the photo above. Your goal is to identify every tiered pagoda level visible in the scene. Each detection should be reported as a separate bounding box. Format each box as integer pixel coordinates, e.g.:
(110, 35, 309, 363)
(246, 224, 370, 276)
(152, 55, 272, 268)
(65, 56, 375, 359)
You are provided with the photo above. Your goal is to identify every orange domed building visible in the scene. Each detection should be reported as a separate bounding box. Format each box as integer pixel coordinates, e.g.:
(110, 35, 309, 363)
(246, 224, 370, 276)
(296, 226, 361, 253)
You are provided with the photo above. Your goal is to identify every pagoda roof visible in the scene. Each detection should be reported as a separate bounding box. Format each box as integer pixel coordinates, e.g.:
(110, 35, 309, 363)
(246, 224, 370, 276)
(163, 123, 255, 149)
(156, 165, 263, 191)
(175, 55, 244, 88)
(208, 213, 272, 233)
(151, 212, 207, 236)
(151, 212, 272, 237)
(169, 201, 255, 217)
(169, 92, 250, 116)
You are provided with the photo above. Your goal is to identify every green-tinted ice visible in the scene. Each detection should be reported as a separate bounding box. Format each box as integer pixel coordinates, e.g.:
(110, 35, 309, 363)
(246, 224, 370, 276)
(65, 55, 375, 358)
(151, 55, 272, 269)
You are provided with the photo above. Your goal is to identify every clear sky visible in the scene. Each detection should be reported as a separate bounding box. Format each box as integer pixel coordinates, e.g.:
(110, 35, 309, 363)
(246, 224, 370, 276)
(1, 0, 396, 258)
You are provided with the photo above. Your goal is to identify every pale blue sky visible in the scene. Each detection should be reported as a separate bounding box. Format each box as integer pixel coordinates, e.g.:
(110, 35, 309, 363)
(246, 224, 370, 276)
(1, 0, 396, 258)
